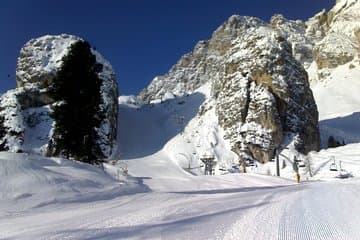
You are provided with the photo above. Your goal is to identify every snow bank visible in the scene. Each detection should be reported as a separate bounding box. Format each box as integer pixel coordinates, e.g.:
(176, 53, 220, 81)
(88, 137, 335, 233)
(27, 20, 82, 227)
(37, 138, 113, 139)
(0, 152, 144, 213)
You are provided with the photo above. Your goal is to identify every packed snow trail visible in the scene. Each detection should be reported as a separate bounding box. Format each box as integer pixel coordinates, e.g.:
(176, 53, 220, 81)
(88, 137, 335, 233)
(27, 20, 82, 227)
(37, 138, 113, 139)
(2, 73, 360, 239)
(226, 180, 360, 240)
(2, 176, 360, 239)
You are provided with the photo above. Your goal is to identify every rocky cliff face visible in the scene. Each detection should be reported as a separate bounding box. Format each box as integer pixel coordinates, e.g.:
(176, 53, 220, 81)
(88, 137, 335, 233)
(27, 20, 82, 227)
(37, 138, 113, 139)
(0, 34, 118, 158)
(214, 16, 319, 162)
(140, 0, 360, 163)
(140, 15, 321, 163)
(272, 0, 360, 80)
(313, 0, 360, 71)
(139, 15, 259, 103)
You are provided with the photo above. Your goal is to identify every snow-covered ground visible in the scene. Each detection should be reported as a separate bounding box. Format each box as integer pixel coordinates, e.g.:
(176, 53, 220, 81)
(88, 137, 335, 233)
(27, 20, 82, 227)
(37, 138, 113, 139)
(2, 150, 360, 239)
(1, 51, 360, 239)
(1, 82, 360, 239)
(309, 58, 360, 147)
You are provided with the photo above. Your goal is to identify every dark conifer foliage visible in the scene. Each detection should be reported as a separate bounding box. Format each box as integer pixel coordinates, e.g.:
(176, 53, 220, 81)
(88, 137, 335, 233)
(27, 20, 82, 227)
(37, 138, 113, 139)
(49, 40, 104, 164)
(327, 135, 345, 149)
(0, 115, 7, 151)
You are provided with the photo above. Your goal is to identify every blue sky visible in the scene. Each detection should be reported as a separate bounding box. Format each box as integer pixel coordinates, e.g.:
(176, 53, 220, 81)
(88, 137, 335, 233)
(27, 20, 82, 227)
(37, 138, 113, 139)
(0, 0, 334, 95)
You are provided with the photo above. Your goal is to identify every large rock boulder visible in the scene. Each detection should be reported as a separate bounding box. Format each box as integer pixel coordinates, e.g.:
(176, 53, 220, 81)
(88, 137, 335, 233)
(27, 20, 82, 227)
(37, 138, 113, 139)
(0, 34, 118, 159)
(213, 16, 320, 162)
(313, 0, 360, 70)
(140, 15, 320, 163)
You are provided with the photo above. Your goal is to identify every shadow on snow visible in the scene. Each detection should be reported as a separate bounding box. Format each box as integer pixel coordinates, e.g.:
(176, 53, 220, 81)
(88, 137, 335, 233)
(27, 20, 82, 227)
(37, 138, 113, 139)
(319, 112, 360, 148)
(117, 92, 205, 159)
(170, 185, 291, 195)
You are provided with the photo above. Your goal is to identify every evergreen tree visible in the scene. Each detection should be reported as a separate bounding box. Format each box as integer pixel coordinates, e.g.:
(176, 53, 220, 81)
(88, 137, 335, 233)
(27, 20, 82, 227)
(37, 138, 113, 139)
(328, 136, 336, 148)
(49, 40, 104, 164)
(328, 135, 342, 148)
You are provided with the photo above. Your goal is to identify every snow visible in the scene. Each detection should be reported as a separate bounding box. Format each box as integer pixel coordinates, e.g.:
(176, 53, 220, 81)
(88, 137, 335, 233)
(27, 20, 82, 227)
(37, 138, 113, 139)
(0, 171, 295, 239)
(3, 145, 360, 239)
(308, 58, 360, 147)
(2, 76, 360, 239)
(330, 0, 360, 39)
(0, 152, 142, 214)
(311, 59, 360, 120)
(17, 34, 80, 87)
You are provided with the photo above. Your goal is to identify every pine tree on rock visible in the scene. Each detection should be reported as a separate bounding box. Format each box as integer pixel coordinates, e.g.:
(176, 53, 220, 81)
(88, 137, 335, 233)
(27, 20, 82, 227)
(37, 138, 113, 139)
(48, 40, 104, 164)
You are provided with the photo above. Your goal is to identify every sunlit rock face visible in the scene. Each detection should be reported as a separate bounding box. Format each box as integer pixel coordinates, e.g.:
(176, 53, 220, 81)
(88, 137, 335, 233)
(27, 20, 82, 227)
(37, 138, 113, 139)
(140, 15, 320, 163)
(272, 0, 360, 79)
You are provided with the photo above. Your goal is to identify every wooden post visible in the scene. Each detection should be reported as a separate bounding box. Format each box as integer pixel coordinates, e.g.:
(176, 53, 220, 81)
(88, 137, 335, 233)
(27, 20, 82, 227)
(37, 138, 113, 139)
(276, 149, 280, 177)
(241, 157, 247, 173)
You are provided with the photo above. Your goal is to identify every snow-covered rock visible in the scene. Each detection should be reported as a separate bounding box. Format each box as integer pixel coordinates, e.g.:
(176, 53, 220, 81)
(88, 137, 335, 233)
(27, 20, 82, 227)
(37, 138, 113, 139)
(313, 0, 360, 70)
(313, 33, 358, 69)
(16, 34, 80, 93)
(0, 34, 118, 159)
(140, 16, 320, 163)
(263, 0, 360, 148)
(214, 16, 319, 162)
(270, 14, 314, 68)
(273, 0, 360, 75)
(0, 89, 25, 152)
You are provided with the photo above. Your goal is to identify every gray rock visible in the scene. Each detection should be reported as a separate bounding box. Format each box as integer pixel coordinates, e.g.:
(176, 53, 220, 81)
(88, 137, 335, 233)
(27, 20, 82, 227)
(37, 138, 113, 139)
(275, 0, 360, 74)
(1, 34, 118, 158)
(270, 14, 314, 68)
(140, 15, 320, 163)
(313, 33, 358, 69)
(214, 16, 320, 162)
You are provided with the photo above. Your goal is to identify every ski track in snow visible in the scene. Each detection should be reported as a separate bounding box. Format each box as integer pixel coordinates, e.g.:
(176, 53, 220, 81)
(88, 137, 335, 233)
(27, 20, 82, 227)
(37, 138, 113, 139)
(224, 181, 360, 240)
(3, 180, 360, 239)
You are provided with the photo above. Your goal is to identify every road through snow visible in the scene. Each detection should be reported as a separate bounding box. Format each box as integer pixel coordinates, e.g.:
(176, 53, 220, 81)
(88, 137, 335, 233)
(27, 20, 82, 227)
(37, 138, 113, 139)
(2, 178, 360, 240)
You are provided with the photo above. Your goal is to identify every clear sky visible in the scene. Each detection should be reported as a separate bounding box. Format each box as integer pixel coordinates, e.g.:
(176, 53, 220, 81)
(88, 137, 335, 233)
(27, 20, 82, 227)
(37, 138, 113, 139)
(0, 0, 334, 95)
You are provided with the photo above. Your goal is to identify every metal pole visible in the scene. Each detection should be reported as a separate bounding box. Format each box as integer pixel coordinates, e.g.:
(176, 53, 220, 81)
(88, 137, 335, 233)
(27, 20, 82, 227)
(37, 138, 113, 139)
(339, 161, 342, 171)
(276, 149, 280, 177)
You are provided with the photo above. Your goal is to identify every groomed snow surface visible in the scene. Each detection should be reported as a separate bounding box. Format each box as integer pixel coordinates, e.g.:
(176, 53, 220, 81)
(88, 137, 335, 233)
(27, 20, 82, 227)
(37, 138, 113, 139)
(2, 81, 360, 239)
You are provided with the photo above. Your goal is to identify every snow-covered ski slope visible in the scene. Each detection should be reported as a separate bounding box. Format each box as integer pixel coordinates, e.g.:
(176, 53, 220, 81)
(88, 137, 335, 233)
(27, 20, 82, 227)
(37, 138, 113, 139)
(117, 84, 238, 184)
(2, 60, 360, 239)
(2, 155, 360, 240)
(309, 59, 360, 147)
(2, 80, 360, 239)
(0, 152, 146, 215)
(1, 66, 360, 239)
